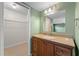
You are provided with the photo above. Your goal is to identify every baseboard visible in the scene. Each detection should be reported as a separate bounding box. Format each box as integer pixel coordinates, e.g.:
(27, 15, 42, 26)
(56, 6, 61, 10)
(5, 41, 27, 48)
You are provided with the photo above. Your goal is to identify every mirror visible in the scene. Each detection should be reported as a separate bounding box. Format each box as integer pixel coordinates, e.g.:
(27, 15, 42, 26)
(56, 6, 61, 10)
(43, 10, 65, 33)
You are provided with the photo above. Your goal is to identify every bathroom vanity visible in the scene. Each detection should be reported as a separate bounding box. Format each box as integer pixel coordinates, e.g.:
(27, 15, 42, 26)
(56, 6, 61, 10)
(31, 32, 75, 56)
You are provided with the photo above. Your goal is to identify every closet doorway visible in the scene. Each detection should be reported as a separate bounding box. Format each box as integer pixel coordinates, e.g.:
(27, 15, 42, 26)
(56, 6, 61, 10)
(4, 2, 30, 56)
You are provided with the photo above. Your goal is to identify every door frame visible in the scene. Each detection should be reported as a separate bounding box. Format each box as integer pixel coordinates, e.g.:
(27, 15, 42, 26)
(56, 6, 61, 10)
(13, 2, 31, 56)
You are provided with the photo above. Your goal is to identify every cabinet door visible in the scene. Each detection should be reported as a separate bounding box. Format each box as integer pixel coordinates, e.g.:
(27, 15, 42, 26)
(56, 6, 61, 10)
(55, 45, 71, 56)
(37, 39, 46, 56)
(32, 37, 38, 56)
(32, 37, 45, 56)
(41, 40, 54, 56)
(45, 41, 54, 56)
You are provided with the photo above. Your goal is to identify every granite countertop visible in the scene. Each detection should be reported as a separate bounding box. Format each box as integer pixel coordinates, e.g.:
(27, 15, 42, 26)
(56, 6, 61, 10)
(33, 33, 75, 48)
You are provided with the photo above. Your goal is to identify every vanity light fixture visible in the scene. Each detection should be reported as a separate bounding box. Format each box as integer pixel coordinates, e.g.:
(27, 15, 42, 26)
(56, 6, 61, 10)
(44, 8, 54, 15)
(44, 3, 59, 15)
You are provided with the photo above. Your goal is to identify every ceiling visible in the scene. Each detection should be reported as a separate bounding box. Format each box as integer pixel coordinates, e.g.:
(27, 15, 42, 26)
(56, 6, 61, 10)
(25, 2, 58, 11)
(4, 2, 28, 15)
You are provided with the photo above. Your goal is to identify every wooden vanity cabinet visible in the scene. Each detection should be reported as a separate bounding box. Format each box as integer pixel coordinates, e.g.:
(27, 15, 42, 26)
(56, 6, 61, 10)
(32, 37, 54, 56)
(31, 36, 74, 56)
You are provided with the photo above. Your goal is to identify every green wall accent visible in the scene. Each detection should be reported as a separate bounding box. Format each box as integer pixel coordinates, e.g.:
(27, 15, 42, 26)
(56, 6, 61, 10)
(31, 8, 41, 35)
(40, 12, 45, 32)
(65, 3, 75, 37)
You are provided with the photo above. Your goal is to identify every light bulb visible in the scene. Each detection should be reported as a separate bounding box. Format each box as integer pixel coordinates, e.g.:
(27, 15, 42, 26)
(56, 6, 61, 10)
(48, 8, 52, 12)
(44, 10, 47, 14)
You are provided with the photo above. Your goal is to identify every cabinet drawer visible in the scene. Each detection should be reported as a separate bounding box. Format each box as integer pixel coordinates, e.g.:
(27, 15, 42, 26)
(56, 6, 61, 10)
(55, 45, 71, 56)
